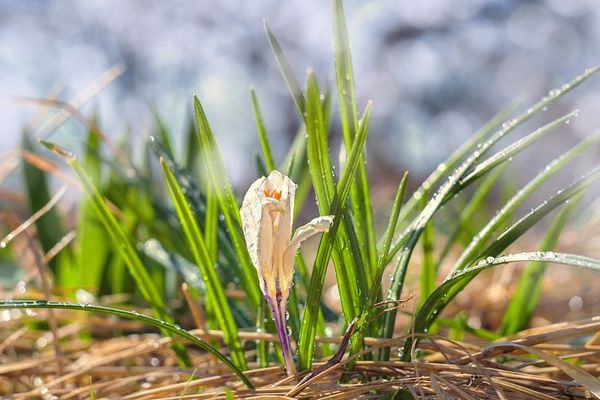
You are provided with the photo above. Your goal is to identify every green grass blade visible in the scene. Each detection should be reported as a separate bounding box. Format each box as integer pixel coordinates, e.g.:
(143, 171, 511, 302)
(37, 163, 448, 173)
(349, 172, 408, 357)
(204, 185, 218, 263)
(77, 125, 109, 289)
(0, 300, 253, 388)
(161, 158, 247, 369)
(386, 67, 599, 264)
(304, 73, 363, 321)
(193, 96, 261, 311)
(419, 192, 436, 305)
(333, 0, 377, 277)
(405, 166, 600, 359)
(452, 130, 600, 272)
(390, 100, 521, 238)
(151, 107, 175, 159)
(457, 110, 578, 190)
(40, 140, 190, 366)
(500, 194, 581, 335)
(185, 118, 199, 170)
(21, 135, 65, 269)
(264, 20, 306, 117)
(406, 251, 600, 361)
(484, 166, 600, 261)
(42, 142, 166, 312)
(250, 88, 276, 172)
(438, 164, 507, 264)
(298, 74, 372, 368)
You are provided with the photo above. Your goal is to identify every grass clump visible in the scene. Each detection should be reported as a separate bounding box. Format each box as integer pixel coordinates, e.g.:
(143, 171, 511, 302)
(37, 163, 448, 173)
(1, 0, 600, 397)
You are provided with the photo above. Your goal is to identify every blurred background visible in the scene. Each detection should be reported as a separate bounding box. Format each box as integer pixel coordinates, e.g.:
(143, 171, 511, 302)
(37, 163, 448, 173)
(0, 0, 599, 187)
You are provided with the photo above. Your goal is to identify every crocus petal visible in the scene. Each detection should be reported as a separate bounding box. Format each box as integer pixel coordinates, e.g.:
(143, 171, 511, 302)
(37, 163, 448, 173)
(240, 176, 267, 274)
(280, 215, 334, 295)
(290, 215, 334, 247)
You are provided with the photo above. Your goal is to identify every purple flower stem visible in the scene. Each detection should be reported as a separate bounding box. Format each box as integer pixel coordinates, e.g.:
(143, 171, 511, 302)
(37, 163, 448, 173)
(265, 291, 296, 376)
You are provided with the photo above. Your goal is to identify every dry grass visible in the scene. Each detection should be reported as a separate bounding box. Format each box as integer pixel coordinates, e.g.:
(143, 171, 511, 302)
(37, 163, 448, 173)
(1, 306, 599, 399)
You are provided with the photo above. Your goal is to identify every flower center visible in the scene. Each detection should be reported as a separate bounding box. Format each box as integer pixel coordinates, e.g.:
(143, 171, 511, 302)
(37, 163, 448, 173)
(263, 189, 282, 200)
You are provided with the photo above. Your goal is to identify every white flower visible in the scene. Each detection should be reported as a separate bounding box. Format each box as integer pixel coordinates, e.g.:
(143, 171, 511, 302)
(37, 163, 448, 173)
(240, 170, 333, 375)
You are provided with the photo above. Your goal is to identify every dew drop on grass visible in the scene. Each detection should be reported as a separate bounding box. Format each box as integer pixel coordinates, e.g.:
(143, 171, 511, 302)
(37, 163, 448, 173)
(485, 256, 495, 264)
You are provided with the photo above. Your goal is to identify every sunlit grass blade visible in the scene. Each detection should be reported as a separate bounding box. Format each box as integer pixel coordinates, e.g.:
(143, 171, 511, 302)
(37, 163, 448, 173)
(21, 135, 66, 270)
(500, 194, 581, 335)
(77, 124, 109, 289)
(148, 139, 241, 280)
(452, 130, 600, 272)
(161, 158, 247, 369)
(142, 239, 206, 294)
(204, 184, 218, 263)
(405, 251, 600, 361)
(193, 96, 261, 311)
(386, 67, 599, 264)
(302, 72, 365, 323)
(438, 164, 506, 264)
(0, 300, 253, 389)
(457, 110, 578, 190)
(298, 74, 372, 369)
(379, 108, 517, 354)
(349, 172, 408, 358)
(419, 192, 436, 305)
(40, 140, 190, 366)
(404, 167, 600, 360)
(250, 88, 276, 172)
(151, 107, 175, 159)
(333, 0, 377, 278)
(484, 166, 600, 261)
(390, 100, 521, 236)
(264, 20, 306, 116)
(184, 118, 200, 172)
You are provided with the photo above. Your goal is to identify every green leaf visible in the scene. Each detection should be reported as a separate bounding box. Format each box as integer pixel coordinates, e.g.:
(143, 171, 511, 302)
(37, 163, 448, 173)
(500, 194, 581, 335)
(250, 88, 276, 172)
(405, 165, 600, 359)
(151, 106, 175, 160)
(452, 130, 600, 272)
(438, 164, 507, 264)
(161, 158, 247, 370)
(405, 251, 600, 360)
(419, 192, 436, 305)
(349, 172, 408, 358)
(40, 139, 190, 367)
(456, 110, 578, 192)
(21, 135, 65, 269)
(0, 300, 253, 389)
(193, 96, 261, 311)
(333, 0, 377, 278)
(264, 20, 306, 116)
(297, 72, 372, 369)
(386, 67, 599, 264)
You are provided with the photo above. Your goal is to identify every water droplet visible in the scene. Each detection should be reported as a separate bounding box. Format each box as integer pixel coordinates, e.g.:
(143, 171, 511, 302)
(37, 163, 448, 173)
(568, 296, 583, 312)
(485, 256, 495, 263)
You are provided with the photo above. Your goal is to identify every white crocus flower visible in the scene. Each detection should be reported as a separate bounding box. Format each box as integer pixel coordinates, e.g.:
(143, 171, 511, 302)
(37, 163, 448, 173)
(240, 170, 333, 375)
